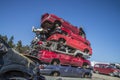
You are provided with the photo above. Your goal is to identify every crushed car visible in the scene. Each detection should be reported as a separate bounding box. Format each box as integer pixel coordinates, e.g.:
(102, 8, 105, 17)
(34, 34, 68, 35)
(0, 38, 45, 80)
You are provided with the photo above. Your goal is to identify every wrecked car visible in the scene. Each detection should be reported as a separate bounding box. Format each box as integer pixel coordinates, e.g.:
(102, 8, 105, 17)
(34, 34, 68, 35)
(0, 38, 45, 80)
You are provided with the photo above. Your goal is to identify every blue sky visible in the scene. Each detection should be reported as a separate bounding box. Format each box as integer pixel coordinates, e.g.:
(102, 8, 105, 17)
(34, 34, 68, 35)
(0, 0, 120, 63)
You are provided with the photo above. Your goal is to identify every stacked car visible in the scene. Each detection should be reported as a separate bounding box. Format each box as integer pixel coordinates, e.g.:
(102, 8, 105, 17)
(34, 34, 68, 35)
(30, 13, 92, 78)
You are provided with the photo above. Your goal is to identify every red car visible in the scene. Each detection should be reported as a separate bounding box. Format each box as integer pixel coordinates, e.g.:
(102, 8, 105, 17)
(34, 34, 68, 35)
(94, 64, 120, 77)
(41, 13, 87, 39)
(37, 50, 90, 67)
(41, 13, 79, 35)
(59, 27, 91, 46)
(47, 33, 92, 56)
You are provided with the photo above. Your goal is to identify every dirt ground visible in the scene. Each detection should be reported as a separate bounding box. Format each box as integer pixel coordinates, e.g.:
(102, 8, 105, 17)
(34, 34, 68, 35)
(44, 73, 120, 80)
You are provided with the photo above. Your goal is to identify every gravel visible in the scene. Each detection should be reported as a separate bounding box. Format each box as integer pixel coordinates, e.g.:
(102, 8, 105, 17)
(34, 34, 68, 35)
(44, 73, 120, 80)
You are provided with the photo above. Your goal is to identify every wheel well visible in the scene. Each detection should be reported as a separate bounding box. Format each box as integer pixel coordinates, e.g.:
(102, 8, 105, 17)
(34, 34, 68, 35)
(83, 72, 91, 78)
(41, 20, 53, 28)
(58, 38, 66, 43)
(3, 70, 31, 77)
(82, 62, 89, 68)
(75, 53, 83, 58)
(51, 59, 60, 64)
(84, 49, 89, 53)
(50, 71, 60, 76)
(54, 20, 62, 26)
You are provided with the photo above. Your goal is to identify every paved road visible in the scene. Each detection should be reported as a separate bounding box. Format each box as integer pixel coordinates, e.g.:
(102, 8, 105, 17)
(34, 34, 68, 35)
(44, 73, 120, 80)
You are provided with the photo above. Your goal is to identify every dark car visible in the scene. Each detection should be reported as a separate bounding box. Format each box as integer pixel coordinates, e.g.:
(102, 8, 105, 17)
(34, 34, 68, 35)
(39, 65, 92, 78)
(0, 38, 45, 80)
(94, 64, 120, 77)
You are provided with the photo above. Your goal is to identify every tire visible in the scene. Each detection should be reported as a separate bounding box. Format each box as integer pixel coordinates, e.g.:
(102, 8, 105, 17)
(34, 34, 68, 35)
(82, 63, 89, 68)
(75, 54, 83, 58)
(109, 73, 114, 77)
(83, 73, 91, 78)
(42, 21, 52, 28)
(54, 21, 61, 27)
(84, 49, 89, 54)
(58, 38, 66, 44)
(95, 70, 99, 74)
(119, 73, 120, 77)
(52, 72, 60, 76)
(3, 72, 31, 80)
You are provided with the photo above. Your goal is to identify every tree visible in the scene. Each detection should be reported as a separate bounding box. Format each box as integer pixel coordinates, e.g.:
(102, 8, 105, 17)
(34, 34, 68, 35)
(0, 35, 8, 42)
(8, 36, 15, 48)
(16, 40, 23, 53)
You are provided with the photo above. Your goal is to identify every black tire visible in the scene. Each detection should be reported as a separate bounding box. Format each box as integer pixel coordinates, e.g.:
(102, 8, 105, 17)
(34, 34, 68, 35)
(109, 73, 114, 77)
(54, 21, 61, 27)
(51, 72, 60, 76)
(82, 63, 89, 68)
(84, 49, 89, 54)
(58, 38, 66, 44)
(95, 70, 99, 74)
(3, 72, 31, 80)
(75, 54, 83, 58)
(41, 21, 53, 28)
(83, 73, 91, 78)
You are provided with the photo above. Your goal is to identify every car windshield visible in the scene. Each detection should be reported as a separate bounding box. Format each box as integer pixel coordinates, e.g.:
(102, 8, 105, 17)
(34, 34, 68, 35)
(107, 65, 117, 69)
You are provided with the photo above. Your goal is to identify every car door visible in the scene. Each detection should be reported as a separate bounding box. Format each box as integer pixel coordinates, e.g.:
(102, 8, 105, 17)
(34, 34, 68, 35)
(71, 57, 83, 67)
(103, 66, 113, 74)
(70, 67, 79, 77)
(59, 66, 69, 76)
(59, 54, 71, 65)
(61, 66, 74, 77)
(67, 37, 80, 50)
(99, 65, 108, 74)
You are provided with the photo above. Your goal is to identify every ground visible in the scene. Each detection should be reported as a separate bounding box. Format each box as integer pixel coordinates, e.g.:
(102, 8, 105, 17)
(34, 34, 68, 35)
(44, 73, 120, 80)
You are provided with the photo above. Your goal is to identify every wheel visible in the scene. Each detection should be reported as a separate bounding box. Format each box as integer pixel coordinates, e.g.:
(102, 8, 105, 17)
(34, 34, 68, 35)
(54, 21, 61, 27)
(109, 73, 114, 77)
(58, 38, 66, 44)
(3, 72, 31, 80)
(118, 73, 120, 77)
(83, 73, 91, 78)
(84, 74, 88, 78)
(82, 63, 89, 68)
(52, 72, 60, 76)
(42, 21, 52, 28)
(75, 54, 83, 58)
(84, 49, 89, 54)
(95, 70, 99, 74)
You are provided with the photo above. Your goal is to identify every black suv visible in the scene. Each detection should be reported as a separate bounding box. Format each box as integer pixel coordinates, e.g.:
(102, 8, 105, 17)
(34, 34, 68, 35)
(0, 38, 45, 80)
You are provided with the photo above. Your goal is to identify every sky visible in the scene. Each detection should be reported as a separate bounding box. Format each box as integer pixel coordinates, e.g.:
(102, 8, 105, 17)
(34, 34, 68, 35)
(0, 0, 120, 63)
